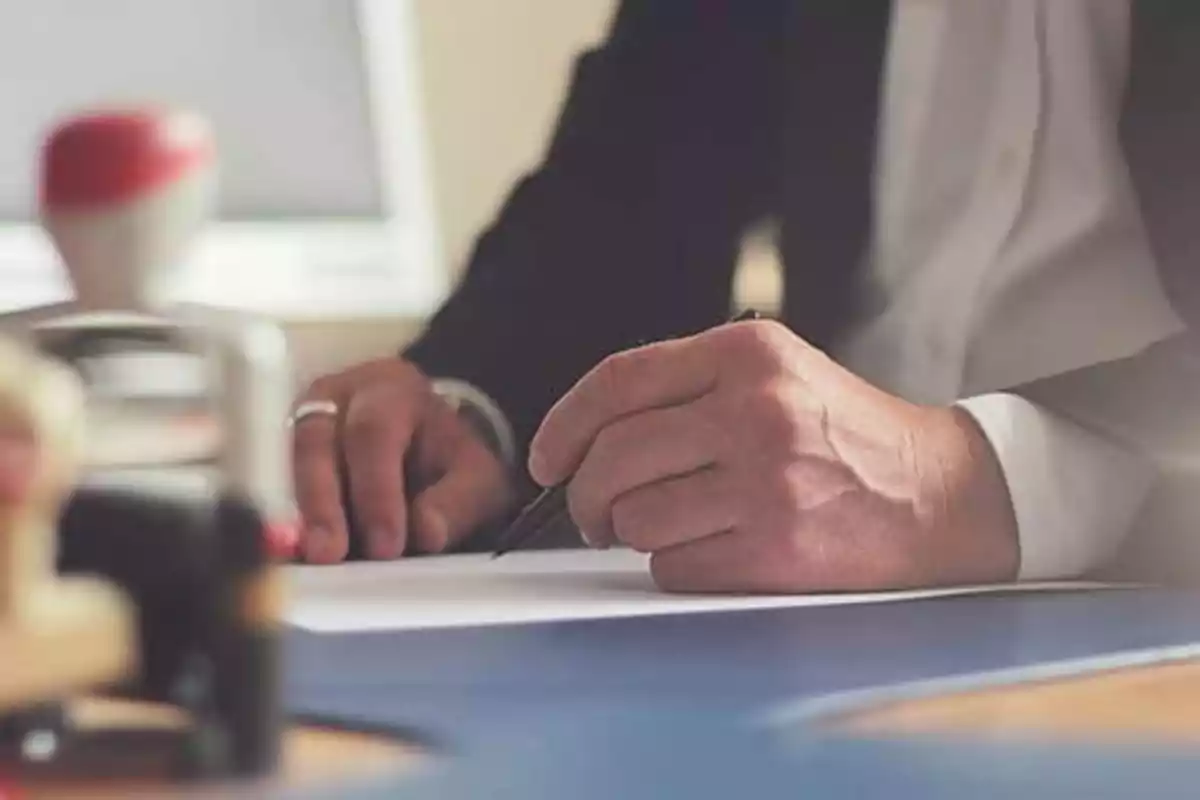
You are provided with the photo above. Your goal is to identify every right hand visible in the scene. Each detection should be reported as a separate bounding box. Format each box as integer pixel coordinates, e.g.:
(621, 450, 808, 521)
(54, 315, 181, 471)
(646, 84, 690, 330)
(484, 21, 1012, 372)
(291, 358, 515, 563)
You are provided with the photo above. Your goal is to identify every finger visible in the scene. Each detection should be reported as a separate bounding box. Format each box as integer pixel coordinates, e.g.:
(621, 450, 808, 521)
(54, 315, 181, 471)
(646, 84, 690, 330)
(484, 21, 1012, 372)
(610, 466, 740, 553)
(565, 401, 722, 547)
(341, 384, 422, 559)
(0, 431, 36, 505)
(292, 410, 348, 564)
(529, 335, 718, 486)
(411, 443, 513, 554)
(407, 401, 512, 552)
(404, 397, 462, 490)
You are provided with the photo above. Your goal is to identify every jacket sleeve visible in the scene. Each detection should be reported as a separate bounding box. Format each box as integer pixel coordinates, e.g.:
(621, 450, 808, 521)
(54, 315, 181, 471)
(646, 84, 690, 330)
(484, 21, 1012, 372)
(403, 1, 787, 464)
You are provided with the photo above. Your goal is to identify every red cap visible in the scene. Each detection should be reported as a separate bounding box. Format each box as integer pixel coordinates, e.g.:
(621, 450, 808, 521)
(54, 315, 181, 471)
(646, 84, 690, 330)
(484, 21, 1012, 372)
(40, 109, 214, 211)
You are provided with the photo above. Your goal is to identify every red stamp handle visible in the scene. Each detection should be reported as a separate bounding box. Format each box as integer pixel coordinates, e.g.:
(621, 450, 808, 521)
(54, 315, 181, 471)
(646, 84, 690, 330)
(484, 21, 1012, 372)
(41, 109, 213, 211)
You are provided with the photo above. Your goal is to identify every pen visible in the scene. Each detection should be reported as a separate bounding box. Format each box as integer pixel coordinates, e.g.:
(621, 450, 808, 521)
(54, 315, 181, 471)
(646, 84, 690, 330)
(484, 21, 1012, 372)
(491, 308, 762, 558)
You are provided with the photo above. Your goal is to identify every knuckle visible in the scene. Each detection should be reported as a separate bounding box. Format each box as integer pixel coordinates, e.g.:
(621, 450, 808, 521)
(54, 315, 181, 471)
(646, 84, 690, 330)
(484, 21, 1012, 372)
(717, 320, 794, 371)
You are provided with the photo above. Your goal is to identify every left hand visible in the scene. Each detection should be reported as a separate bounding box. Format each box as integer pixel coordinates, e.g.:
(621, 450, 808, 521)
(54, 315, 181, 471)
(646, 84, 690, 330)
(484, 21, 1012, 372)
(528, 318, 1019, 593)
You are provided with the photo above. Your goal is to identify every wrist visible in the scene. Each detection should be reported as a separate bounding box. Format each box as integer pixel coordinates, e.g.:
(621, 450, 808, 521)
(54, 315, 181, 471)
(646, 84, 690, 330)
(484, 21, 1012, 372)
(922, 405, 1021, 583)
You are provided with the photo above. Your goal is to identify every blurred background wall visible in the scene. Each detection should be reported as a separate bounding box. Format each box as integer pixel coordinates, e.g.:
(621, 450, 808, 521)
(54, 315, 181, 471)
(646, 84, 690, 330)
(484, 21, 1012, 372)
(416, 0, 617, 280)
(289, 0, 620, 383)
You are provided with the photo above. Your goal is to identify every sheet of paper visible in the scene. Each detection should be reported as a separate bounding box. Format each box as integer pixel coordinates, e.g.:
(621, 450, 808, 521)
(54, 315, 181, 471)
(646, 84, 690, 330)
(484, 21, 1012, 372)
(284, 548, 1124, 633)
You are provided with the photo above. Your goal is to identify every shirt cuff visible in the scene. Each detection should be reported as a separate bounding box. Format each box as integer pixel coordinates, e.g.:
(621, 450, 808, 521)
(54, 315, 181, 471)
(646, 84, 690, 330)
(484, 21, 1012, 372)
(429, 378, 518, 466)
(955, 393, 1155, 581)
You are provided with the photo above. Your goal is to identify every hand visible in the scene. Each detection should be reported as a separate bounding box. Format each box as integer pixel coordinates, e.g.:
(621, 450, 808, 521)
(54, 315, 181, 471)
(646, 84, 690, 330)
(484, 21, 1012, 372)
(529, 319, 1019, 593)
(292, 359, 514, 563)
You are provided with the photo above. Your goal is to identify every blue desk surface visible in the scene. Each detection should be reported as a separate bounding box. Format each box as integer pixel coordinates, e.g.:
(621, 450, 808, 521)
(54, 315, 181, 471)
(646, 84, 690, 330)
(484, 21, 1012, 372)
(295, 713, 1200, 800)
(286, 587, 1200, 745)
(283, 587, 1200, 797)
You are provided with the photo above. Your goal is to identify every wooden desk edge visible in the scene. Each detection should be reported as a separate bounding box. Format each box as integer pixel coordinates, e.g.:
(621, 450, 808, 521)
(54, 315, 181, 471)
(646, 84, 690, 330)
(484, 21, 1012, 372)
(831, 656, 1200, 742)
(10, 697, 428, 799)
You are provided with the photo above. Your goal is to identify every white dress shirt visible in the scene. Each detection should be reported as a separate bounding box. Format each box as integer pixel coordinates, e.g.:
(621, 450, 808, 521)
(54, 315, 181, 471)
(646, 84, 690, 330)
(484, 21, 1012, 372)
(838, 0, 1185, 579)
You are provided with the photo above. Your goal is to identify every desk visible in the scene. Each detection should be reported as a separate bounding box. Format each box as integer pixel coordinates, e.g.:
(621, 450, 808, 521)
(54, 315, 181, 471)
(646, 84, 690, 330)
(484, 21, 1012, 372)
(22, 584, 1200, 797)
(19, 662, 1200, 798)
(16, 697, 423, 799)
(837, 657, 1200, 742)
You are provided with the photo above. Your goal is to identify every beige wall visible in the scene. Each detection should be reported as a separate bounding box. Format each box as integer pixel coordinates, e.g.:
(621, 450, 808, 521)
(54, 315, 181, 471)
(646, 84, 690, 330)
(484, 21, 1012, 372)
(414, 0, 618, 278)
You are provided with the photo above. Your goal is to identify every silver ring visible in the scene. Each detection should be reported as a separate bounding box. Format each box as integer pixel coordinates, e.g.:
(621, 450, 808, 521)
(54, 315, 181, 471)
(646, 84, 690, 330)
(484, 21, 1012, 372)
(288, 399, 339, 428)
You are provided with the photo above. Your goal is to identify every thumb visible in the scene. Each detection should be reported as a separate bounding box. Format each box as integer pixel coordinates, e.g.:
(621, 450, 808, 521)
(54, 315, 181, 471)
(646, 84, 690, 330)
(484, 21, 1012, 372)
(410, 450, 512, 553)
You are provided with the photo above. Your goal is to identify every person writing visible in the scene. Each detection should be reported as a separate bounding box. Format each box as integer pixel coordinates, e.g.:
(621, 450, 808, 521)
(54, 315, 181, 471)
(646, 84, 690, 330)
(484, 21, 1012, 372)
(290, 1, 1200, 591)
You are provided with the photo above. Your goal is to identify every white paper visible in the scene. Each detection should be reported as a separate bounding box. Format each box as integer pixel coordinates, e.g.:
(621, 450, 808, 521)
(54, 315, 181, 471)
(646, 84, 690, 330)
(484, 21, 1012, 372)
(284, 548, 1126, 633)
